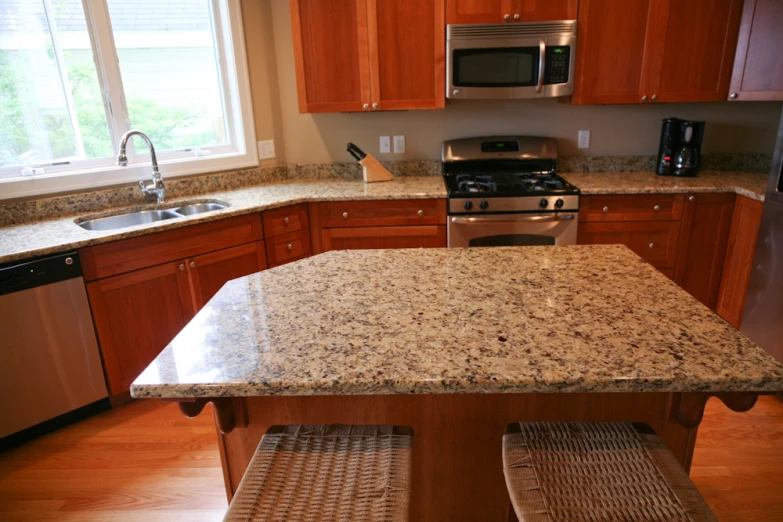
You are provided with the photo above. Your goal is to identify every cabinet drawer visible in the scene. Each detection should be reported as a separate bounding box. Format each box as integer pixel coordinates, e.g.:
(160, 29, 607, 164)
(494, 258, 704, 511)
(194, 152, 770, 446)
(322, 225, 447, 251)
(262, 204, 309, 238)
(319, 199, 447, 228)
(579, 195, 685, 222)
(266, 229, 312, 268)
(578, 221, 681, 268)
(80, 214, 264, 281)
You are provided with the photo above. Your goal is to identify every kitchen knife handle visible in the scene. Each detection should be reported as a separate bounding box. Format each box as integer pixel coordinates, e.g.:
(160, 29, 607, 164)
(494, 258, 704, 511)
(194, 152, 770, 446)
(346, 142, 367, 161)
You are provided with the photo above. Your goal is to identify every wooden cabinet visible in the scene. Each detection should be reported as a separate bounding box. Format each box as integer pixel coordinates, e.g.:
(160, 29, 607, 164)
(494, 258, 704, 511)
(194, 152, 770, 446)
(81, 215, 267, 396)
(579, 194, 685, 223)
(716, 195, 764, 327)
(322, 225, 447, 250)
(319, 199, 446, 228)
(573, 0, 743, 104)
(674, 193, 735, 310)
(578, 221, 681, 268)
(728, 0, 783, 101)
(446, 0, 576, 24)
(262, 204, 313, 267)
(87, 262, 195, 395)
(290, 0, 444, 113)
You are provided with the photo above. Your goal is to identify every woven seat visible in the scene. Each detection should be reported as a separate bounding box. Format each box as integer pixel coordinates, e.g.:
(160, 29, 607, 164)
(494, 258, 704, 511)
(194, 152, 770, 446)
(502, 421, 717, 522)
(223, 424, 413, 522)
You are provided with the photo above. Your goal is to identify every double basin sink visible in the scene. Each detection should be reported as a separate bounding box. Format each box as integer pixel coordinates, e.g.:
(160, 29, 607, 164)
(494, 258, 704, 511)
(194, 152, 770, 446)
(76, 201, 228, 231)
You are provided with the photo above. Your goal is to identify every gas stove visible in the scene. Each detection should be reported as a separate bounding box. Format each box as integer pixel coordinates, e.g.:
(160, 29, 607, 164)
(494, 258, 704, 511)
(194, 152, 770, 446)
(442, 136, 580, 215)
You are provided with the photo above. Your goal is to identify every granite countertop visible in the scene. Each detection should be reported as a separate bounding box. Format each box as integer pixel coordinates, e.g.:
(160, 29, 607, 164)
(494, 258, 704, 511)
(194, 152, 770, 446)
(0, 170, 769, 265)
(130, 245, 783, 399)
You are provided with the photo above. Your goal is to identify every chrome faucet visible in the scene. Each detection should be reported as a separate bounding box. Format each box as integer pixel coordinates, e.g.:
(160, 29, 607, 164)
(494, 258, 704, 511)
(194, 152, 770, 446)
(117, 130, 165, 204)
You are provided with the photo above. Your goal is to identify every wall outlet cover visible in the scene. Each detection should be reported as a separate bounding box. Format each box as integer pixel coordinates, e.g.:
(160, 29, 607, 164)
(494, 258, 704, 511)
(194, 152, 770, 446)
(380, 136, 391, 154)
(257, 140, 275, 159)
(578, 130, 591, 149)
(393, 135, 405, 154)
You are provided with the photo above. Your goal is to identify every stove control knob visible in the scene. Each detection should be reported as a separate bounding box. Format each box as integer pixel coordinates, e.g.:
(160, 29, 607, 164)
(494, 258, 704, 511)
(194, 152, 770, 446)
(464, 201, 473, 210)
(539, 198, 549, 208)
(555, 198, 564, 208)
(479, 200, 489, 210)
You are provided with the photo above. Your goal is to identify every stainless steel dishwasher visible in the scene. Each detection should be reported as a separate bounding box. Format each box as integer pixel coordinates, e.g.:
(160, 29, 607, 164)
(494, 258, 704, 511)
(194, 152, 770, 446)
(0, 252, 108, 446)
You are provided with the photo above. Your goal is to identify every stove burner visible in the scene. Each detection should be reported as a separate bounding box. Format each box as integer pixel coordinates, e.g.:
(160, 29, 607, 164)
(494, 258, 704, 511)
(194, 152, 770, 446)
(456, 174, 497, 193)
(450, 171, 569, 196)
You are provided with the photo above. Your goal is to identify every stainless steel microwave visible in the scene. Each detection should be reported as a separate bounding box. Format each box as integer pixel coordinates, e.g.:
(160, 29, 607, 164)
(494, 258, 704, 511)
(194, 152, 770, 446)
(446, 21, 577, 100)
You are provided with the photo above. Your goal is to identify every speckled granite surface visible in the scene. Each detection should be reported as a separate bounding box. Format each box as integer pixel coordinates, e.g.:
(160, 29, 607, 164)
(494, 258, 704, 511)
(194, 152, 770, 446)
(563, 170, 769, 201)
(0, 177, 448, 265)
(130, 245, 783, 398)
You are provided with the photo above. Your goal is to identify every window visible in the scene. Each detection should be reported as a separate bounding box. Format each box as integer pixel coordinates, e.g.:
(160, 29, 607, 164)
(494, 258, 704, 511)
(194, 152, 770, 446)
(0, 0, 256, 199)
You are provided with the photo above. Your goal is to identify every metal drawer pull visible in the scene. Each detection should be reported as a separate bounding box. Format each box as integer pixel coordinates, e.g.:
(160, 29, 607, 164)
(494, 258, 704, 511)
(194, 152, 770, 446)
(284, 217, 290, 225)
(190, 261, 196, 268)
(649, 243, 655, 249)
(602, 206, 609, 213)
(689, 195, 695, 201)
(418, 210, 424, 216)
(653, 205, 661, 211)
(342, 212, 349, 218)
(179, 264, 185, 271)
(504, 13, 510, 21)
(287, 244, 293, 251)
(513, 13, 520, 20)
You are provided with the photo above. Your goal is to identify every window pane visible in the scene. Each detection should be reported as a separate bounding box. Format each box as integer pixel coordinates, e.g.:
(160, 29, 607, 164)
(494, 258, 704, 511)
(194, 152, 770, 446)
(106, 0, 228, 152)
(0, 0, 112, 168)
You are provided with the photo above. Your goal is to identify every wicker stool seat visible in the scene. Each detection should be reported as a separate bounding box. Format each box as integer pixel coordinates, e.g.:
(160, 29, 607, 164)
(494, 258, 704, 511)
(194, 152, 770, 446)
(502, 421, 716, 522)
(223, 424, 413, 522)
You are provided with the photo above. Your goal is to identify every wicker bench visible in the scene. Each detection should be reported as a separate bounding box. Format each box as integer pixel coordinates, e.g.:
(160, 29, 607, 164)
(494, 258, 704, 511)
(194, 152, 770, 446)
(223, 424, 413, 522)
(502, 421, 717, 522)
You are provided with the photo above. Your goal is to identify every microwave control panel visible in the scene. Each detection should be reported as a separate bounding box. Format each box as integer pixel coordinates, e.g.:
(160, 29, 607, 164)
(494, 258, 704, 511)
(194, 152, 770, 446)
(544, 46, 571, 85)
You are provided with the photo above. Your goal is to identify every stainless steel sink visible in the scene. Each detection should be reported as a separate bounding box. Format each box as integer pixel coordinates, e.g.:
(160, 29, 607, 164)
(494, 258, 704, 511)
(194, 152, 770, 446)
(173, 202, 228, 216)
(77, 209, 181, 231)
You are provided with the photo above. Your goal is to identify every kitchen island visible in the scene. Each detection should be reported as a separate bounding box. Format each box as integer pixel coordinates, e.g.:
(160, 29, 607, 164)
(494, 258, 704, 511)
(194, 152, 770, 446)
(131, 245, 783, 521)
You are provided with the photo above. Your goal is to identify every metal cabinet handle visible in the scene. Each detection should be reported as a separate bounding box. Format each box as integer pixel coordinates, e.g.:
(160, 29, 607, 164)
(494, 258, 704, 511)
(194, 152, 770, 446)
(284, 217, 290, 225)
(190, 261, 196, 268)
(730, 93, 738, 99)
(642, 95, 648, 102)
(503, 13, 510, 21)
(653, 205, 661, 211)
(362, 103, 369, 110)
(452, 89, 459, 97)
(372, 102, 378, 110)
(513, 13, 520, 20)
(651, 95, 658, 101)
(64, 257, 73, 265)
(689, 195, 695, 201)
(179, 264, 185, 271)
(342, 212, 349, 218)
(602, 206, 610, 213)
(287, 244, 293, 251)
(417, 210, 424, 216)
(649, 243, 655, 249)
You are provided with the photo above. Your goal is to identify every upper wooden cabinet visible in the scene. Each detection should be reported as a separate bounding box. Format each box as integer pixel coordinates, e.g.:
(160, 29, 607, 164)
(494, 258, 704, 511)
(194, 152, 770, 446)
(573, 0, 743, 104)
(290, 0, 445, 113)
(728, 0, 783, 101)
(446, 0, 576, 24)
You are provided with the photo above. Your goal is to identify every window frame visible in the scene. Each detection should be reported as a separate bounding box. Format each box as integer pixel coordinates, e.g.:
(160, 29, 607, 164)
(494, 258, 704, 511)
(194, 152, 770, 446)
(0, 0, 257, 200)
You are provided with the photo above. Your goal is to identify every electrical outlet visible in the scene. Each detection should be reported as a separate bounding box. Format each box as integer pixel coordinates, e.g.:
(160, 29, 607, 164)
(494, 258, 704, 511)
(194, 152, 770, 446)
(257, 140, 275, 159)
(380, 136, 391, 154)
(578, 130, 591, 149)
(393, 135, 406, 154)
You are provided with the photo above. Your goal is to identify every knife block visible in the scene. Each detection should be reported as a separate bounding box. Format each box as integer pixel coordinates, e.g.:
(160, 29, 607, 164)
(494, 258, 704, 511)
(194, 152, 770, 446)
(360, 154, 394, 183)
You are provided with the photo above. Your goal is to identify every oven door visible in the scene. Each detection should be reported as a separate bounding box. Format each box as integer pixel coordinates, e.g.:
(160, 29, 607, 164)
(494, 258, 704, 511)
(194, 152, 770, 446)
(448, 213, 577, 248)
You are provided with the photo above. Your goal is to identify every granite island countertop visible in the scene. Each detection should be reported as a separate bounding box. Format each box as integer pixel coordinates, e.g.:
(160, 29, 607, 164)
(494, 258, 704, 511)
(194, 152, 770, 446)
(130, 245, 783, 399)
(0, 170, 769, 265)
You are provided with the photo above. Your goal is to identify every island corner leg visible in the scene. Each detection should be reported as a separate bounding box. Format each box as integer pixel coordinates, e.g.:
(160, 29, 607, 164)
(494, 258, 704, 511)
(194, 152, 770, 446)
(667, 392, 761, 429)
(177, 397, 248, 434)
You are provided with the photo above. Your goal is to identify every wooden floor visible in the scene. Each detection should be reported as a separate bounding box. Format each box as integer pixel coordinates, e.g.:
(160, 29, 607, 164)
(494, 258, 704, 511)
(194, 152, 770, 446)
(0, 396, 781, 521)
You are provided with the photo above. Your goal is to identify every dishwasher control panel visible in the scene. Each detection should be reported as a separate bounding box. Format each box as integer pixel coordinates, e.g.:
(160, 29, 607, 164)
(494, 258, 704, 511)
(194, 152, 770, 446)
(0, 252, 82, 296)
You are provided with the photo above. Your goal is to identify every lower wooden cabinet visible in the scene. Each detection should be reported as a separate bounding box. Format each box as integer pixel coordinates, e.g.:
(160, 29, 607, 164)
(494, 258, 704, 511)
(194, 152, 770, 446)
(716, 195, 765, 327)
(189, 242, 267, 309)
(674, 193, 735, 309)
(578, 221, 680, 268)
(87, 262, 196, 395)
(322, 225, 447, 250)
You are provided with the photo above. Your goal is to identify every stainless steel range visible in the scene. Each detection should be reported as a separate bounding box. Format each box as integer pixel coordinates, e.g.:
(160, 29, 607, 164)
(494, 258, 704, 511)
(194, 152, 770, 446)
(442, 136, 579, 248)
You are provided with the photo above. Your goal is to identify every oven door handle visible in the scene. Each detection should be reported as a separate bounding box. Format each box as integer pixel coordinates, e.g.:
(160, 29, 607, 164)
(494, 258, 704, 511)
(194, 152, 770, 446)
(450, 214, 575, 225)
(536, 39, 546, 94)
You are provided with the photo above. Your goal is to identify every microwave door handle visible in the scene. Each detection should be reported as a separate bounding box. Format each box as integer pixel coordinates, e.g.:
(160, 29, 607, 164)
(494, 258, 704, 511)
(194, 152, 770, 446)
(537, 39, 546, 94)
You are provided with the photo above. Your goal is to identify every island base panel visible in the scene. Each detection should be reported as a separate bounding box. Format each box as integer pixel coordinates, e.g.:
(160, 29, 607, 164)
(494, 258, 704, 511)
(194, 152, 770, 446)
(215, 393, 697, 522)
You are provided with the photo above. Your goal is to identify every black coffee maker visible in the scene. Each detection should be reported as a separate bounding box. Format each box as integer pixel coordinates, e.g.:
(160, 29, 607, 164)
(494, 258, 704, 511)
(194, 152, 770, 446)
(656, 118, 705, 177)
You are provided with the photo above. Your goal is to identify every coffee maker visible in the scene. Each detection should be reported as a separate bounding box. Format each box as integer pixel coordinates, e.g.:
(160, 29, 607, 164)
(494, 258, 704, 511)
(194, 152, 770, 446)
(656, 118, 705, 177)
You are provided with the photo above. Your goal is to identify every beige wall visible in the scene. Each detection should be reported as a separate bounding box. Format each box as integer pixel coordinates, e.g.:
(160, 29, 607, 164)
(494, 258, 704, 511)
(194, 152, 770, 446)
(244, 0, 783, 165)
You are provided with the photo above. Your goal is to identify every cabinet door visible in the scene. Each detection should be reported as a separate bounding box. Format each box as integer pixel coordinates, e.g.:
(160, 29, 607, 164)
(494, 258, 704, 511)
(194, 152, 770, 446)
(716, 195, 764, 328)
(86, 262, 194, 395)
(290, 0, 371, 113)
(368, 0, 445, 110)
(446, 0, 511, 24)
(515, 0, 577, 21)
(188, 242, 267, 310)
(728, 0, 783, 101)
(322, 226, 447, 251)
(674, 193, 735, 310)
(572, 0, 660, 104)
(650, 0, 743, 103)
(578, 221, 681, 268)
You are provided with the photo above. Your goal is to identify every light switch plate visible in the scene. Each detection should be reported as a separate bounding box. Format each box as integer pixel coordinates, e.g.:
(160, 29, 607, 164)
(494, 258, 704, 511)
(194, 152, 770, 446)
(380, 136, 391, 154)
(578, 130, 591, 149)
(257, 140, 275, 159)
(393, 135, 406, 154)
